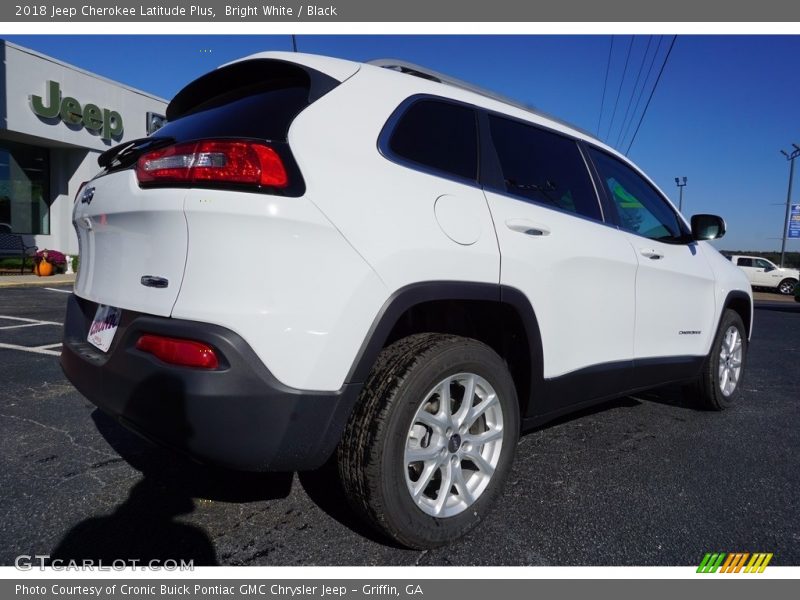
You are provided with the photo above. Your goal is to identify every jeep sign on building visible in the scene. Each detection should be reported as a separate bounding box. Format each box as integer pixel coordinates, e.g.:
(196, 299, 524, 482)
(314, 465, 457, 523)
(30, 80, 125, 142)
(0, 40, 167, 255)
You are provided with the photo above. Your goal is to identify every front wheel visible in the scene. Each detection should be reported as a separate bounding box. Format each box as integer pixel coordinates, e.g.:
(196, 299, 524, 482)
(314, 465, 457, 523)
(778, 278, 797, 295)
(687, 309, 747, 410)
(337, 333, 520, 548)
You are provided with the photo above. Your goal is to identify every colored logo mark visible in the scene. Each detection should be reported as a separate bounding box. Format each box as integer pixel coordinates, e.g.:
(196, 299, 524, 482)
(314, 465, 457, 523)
(697, 552, 773, 573)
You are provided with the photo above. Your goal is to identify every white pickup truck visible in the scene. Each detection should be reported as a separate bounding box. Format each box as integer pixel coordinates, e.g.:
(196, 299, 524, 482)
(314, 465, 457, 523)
(729, 255, 799, 295)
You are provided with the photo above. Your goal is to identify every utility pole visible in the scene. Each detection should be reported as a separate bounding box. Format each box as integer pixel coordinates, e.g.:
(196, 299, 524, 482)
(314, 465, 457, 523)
(674, 176, 687, 212)
(779, 144, 800, 268)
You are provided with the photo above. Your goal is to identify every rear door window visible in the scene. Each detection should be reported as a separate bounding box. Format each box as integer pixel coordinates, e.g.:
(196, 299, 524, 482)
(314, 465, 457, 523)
(487, 115, 602, 221)
(387, 100, 479, 182)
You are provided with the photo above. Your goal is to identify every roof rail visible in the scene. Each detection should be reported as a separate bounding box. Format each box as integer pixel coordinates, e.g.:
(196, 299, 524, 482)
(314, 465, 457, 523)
(367, 58, 596, 140)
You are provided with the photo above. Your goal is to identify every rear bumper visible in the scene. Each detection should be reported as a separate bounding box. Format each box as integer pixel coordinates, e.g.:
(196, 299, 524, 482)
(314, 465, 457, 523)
(60, 294, 361, 471)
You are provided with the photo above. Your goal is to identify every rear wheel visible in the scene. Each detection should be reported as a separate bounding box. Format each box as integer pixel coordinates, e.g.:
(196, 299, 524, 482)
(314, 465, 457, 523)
(778, 278, 797, 295)
(687, 309, 747, 410)
(337, 333, 519, 548)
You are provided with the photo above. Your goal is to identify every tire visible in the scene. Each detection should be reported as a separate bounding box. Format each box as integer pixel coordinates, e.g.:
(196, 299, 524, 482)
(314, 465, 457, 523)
(687, 309, 747, 410)
(777, 278, 797, 295)
(337, 333, 520, 549)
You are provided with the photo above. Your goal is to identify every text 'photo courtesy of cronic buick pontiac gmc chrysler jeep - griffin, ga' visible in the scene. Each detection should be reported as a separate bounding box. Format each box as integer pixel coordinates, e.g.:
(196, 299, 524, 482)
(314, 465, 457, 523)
(61, 52, 753, 549)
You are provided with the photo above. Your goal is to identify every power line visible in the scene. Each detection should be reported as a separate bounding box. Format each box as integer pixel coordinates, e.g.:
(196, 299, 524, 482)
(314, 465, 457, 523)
(596, 36, 614, 137)
(619, 36, 662, 150)
(615, 35, 653, 149)
(625, 35, 677, 156)
(604, 35, 634, 142)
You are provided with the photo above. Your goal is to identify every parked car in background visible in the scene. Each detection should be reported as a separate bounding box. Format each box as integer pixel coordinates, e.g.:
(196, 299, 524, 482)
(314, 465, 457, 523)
(729, 255, 799, 295)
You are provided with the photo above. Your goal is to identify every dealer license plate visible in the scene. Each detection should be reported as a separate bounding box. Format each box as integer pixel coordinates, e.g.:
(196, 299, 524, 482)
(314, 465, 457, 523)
(87, 305, 122, 353)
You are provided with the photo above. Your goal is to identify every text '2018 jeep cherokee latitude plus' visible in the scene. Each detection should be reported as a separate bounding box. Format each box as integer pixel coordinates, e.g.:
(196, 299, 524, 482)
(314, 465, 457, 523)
(62, 52, 753, 548)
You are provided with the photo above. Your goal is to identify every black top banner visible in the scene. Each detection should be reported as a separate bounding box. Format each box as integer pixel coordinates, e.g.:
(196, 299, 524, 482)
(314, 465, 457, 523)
(3, 0, 800, 22)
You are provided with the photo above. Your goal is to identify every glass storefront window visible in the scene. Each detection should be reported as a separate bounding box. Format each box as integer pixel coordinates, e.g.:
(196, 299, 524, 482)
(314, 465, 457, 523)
(0, 140, 50, 234)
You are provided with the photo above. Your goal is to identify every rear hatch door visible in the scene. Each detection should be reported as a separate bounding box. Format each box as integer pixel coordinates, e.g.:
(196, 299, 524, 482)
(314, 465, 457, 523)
(73, 53, 356, 318)
(73, 166, 188, 317)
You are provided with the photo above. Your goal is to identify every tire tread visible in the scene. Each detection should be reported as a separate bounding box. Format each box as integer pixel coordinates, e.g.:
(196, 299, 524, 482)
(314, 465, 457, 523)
(337, 332, 517, 548)
(338, 333, 460, 542)
(687, 309, 747, 411)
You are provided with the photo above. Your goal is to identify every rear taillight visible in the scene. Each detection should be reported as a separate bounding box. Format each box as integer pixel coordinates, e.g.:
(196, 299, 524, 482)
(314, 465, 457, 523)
(136, 140, 288, 188)
(135, 334, 219, 369)
(74, 181, 88, 204)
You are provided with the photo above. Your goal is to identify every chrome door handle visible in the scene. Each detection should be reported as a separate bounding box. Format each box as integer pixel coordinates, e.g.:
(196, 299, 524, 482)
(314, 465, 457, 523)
(506, 219, 551, 237)
(640, 248, 663, 260)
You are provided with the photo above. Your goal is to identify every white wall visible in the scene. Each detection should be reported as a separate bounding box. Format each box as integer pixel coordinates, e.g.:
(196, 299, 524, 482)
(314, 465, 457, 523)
(3, 42, 167, 150)
(1, 41, 168, 257)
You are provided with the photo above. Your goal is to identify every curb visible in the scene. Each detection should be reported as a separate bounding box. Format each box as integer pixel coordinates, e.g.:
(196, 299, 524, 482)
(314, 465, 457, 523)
(752, 293, 796, 304)
(0, 276, 76, 289)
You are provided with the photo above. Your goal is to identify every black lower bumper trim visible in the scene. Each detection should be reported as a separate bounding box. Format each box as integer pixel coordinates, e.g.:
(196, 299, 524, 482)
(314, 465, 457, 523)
(60, 294, 361, 472)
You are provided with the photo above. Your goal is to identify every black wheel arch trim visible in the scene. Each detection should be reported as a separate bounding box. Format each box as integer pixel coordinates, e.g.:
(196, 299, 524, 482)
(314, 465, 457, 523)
(722, 289, 753, 338)
(344, 282, 748, 423)
(344, 281, 546, 418)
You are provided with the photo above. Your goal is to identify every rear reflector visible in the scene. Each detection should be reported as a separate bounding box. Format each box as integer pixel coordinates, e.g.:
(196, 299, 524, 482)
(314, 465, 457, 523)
(136, 140, 288, 188)
(135, 334, 219, 369)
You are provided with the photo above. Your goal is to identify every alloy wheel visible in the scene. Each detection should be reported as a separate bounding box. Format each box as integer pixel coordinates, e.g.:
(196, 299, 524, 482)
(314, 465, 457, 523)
(718, 325, 743, 397)
(404, 373, 504, 518)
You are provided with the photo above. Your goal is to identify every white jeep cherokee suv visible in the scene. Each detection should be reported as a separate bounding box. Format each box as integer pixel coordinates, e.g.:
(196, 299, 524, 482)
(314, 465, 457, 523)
(62, 52, 753, 548)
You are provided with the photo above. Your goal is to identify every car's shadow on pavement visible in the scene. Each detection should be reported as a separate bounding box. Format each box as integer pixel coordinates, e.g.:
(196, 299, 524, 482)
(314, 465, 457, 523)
(631, 384, 700, 410)
(297, 458, 405, 548)
(50, 409, 294, 566)
(49, 384, 704, 562)
(525, 383, 703, 435)
(527, 395, 643, 434)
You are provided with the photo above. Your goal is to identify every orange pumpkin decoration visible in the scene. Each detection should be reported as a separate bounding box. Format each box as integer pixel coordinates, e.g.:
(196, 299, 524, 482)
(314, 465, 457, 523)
(35, 259, 54, 277)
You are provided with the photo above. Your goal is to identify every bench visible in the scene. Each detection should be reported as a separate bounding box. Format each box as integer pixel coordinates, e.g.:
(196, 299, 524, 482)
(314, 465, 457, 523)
(0, 232, 38, 275)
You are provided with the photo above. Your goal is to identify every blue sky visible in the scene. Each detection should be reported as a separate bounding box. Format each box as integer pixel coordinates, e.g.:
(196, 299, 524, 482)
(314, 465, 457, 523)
(5, 34, 800, 251)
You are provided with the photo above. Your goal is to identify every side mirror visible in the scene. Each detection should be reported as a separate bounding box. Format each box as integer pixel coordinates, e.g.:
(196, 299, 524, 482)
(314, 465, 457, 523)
(691, 214, 726, 241)
(764, 265, 775, 272)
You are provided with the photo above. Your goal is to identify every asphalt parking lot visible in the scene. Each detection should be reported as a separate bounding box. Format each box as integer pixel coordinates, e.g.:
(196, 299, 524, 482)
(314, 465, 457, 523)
(0, 285, 798, 566)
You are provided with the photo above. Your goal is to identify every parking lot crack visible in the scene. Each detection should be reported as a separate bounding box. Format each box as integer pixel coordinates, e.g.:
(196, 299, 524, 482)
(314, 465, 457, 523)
(0, 413, 119, 460)
(56, 468, 105, 487)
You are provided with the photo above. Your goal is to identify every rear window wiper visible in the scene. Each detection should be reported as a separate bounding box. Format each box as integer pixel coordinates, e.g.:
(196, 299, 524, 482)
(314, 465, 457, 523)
(98, 136, 175, 170)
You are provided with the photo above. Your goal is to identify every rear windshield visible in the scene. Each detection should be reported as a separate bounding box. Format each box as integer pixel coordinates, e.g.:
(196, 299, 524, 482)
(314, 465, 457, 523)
(154, 85, 310, 142)
(155, 58, 339, 143)
(98, 59, 339, 173)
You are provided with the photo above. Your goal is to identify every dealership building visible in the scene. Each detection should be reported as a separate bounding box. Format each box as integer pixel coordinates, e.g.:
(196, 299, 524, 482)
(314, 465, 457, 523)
(0, 40, 167, 255)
